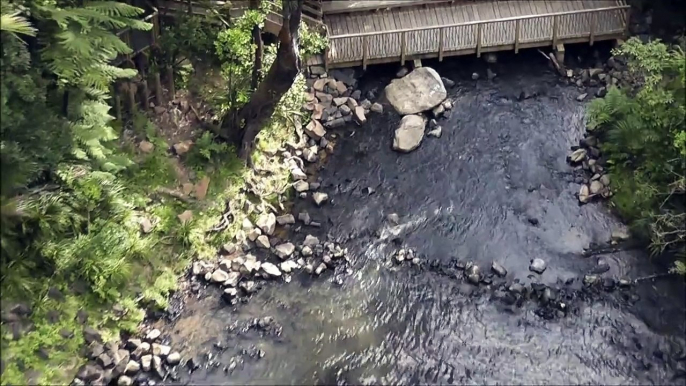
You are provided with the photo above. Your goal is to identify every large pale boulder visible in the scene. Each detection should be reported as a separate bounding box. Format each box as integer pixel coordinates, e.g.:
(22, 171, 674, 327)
(384, 67, 447, 115)
(393, 115, 426, 153)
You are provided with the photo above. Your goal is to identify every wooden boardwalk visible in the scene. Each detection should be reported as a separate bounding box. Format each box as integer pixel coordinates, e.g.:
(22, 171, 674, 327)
(322, 0, 629, 69)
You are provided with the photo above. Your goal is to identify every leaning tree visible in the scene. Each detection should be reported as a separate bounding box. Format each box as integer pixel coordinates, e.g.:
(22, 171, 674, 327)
(223, 0, 304, 160)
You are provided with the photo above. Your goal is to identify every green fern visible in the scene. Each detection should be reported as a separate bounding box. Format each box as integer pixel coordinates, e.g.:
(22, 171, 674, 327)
(587, 38, 685, 256)
(1, 12, 37, 37)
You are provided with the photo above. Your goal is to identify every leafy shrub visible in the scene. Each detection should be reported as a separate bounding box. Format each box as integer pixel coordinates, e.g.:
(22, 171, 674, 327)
(587, 38, 685, 262)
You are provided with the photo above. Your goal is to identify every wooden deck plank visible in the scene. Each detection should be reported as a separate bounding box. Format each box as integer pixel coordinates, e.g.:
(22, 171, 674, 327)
(432, 4, 445, 25)
(494, 1, 503, 18)
(385, 9, 397, 30)
(391, 8, 406, 29)
(428, 4, 439, 26)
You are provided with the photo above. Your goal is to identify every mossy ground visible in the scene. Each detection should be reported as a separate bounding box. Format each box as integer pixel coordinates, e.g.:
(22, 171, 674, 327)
(0, 68, 305, 385)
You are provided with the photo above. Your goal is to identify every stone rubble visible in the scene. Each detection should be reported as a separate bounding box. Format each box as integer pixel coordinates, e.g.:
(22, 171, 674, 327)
(72, 58, 648, 386)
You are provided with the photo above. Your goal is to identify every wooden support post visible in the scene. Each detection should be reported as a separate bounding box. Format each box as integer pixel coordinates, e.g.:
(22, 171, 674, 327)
(152, 71, 163, 106)
(126, 82, 136, 114)
(590, 12, 596, 46)
(476, 23, 483, 58)
(555, 43, 565, 65)
(166, 66, 175, 100)
(514, 19, 521, 53)
(139, 79, 149, 110)
(413, 59, 422, 69)
(400, 32, 406, 66)
(362, 35, 368, 70)
(112, 84, 122, 121)
(324, 46, 330, 72)
(552, 15, 559, 47)
(151, 14, 158, 45)
(438, 27, 444, 62)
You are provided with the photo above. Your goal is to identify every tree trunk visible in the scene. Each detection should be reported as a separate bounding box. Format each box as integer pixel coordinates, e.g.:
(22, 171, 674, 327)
(249, 0, 264, 90)
(228, 0, 304, 160)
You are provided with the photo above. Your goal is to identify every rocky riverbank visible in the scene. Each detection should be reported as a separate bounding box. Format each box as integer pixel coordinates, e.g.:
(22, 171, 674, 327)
(159, 47, 684, 385)
(66, 46, 686, 386)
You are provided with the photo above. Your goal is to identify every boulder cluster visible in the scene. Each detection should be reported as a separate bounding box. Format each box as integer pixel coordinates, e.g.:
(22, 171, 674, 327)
(565, 55, 634, 101)
(192, 233, 349, 305)
(384, 67, 455, 152)
(304, 67, 383, 132)
(565, 54, 635, 204)
(72, 328, 182, 386)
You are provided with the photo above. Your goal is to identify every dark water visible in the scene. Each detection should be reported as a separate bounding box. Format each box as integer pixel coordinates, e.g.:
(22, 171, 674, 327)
(165, 50, 686, 385)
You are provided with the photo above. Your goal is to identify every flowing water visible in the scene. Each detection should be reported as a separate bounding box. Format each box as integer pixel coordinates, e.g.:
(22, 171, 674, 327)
(164, 49, 686, 385)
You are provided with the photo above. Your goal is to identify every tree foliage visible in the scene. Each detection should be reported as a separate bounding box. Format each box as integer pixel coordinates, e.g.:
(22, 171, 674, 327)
(1, 0, 328, 381)
(1, 2, 157, 383)
(587, 38, 685, 262)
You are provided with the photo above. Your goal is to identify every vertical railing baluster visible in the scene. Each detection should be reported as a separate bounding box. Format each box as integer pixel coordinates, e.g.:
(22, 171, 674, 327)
(476, 23, 482, 57)
(401, 31, 406, 66)
(362, 35, 368, 70)
(438, 27, 444, 61)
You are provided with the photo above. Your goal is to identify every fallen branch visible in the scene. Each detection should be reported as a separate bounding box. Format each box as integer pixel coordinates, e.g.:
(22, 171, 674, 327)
(537, 49, 564, 76)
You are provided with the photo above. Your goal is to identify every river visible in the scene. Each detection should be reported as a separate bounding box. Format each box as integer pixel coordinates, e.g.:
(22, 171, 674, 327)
(162, 47, 686, 385)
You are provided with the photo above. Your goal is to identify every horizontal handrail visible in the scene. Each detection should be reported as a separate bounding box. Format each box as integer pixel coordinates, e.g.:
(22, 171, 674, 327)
(159, 0, 325, 26)
(328, 5, 629, 39)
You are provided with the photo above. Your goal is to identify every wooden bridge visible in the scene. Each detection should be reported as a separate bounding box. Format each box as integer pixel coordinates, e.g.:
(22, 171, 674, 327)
(151, 0, 630, 70)
(319, 0, 630, 70)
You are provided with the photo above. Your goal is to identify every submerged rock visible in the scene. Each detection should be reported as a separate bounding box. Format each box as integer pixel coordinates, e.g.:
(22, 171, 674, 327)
(465, 264, 481, 285)
(303, 235, 320, 247)
(145, 329, 161, 341)
(166, 352, 181, 365)
(312, 192, 329, 206)
(490, 262, 508, 277)
(393, 115, 426, 153)
(385, 67, 447, 115)
(275, 243, 295, 259)
(529, 258, 547, 274)
(568, 148, 587, 163)
(256, 235, 270, 249)
(427, 127, 442, 138)
(611, 229, 630, 242)
(589, 180, 603, 195)
(293, 180, 309, 192)
(276, 214, 295, 225)
(261, 262, 282, 277)
(315, 263, 327, 275)
(579, 185, 591, 203)
(211, 269, 230, 283)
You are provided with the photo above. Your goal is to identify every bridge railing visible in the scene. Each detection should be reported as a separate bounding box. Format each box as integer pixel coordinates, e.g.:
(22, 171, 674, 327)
(324, 5, 630, 69)
(157, 0, 325, 31)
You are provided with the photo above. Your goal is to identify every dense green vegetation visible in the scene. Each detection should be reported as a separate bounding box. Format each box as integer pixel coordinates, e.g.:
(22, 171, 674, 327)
(0, 0, 325, 384)
(587, 38, 685, 272)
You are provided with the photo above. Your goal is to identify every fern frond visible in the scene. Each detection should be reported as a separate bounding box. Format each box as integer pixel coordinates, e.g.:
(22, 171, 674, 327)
(1, 12, 37, 37)
(83, 2, 145, 18)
